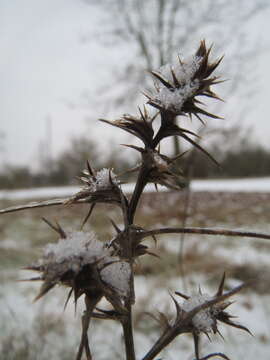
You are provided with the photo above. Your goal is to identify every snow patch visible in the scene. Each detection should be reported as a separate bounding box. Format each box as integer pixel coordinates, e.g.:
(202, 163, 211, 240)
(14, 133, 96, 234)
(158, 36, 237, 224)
(100, 260, 131, 298)
(81, 168, 117, 192)
(182, 293, 214, 332)
(43, 231, 106, 265)
(153, 80, 199, 112)
(157, 55, 201, 85)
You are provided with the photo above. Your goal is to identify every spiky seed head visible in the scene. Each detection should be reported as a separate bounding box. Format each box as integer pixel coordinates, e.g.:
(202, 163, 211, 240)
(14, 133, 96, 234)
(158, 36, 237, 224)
(145, 150, 184, 190)
(182, 293, 216, 333)
(174, 274, 251, 360)
(66, 166, 121, 208)
(100, 109, 157, 147)
(146, 40, 223, 120)
(24, 227, 131, 310)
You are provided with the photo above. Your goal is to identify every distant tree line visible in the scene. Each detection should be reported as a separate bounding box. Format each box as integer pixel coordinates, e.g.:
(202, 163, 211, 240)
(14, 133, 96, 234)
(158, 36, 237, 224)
(182, 126, 270, 179)
(0, 128, 269, 189)
(184, 145, 270, 179)
(0, 136, 135, 189)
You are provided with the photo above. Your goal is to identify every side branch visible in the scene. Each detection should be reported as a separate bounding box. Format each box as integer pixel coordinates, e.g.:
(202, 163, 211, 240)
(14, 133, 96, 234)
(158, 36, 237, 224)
(0, 198, 68, 214)
(141, 227, 270, 241)
(142, 281, 249, 360)
(0, 197, 121, 215)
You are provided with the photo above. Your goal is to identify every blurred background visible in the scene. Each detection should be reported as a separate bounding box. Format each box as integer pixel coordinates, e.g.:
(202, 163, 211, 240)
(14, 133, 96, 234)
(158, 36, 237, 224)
(1, 2, 270, 360)
(0, 0, 270, 188)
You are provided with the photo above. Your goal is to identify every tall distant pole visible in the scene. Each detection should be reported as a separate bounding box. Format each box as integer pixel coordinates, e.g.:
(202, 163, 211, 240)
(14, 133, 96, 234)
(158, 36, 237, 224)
(0, 131, 6, 169)
(46, 116, 53, 173)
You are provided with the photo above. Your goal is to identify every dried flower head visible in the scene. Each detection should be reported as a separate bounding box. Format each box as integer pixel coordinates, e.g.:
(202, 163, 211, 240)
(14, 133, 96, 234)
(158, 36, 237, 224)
(147, 150, 185, 189)
(174, 274, 251, 360)
(66, 162, 120, 205)
(117, 142, 186, 190)
(25, 222, 131, 312)
(145, 40, 223, 122)
(181, 293, 217, 333)
(100, 107, 157, 148)
(108, 222, 158, 260)
(65, 162, 124, 228)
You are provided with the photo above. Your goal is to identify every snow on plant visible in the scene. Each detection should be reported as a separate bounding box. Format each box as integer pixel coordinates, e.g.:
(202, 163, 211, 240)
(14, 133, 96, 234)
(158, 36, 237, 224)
(1, 40, 270, 360)
(81, 167, 118, 192)
(26, 225, 131, 306)
(149, 56, 202, 113)
(182, 293, 216, 332)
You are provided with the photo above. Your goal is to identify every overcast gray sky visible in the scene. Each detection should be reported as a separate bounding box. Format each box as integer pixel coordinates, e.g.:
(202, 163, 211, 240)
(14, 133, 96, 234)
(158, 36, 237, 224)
(0, 0, 269, 169)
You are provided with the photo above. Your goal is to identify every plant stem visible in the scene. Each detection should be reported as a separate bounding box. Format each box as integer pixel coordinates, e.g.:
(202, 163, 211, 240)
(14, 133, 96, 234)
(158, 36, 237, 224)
(0, 197, 120, 215)
(122, 302, 136, 360)
(76, 309, 93, 360)
(142, 328, 182, 360)
(76, 295, 101, 360)
(142, 227, 270, 241)
(128, 166, 149, 223)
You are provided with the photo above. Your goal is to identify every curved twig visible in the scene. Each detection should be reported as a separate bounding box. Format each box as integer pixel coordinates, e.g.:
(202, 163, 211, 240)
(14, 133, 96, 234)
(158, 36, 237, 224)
(141, 226, 270, 241)
(198, 353, 231, 360)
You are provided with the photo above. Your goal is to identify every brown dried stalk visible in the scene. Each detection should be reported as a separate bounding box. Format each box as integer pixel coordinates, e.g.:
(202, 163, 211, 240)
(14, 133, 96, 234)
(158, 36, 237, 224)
(141, 226, 270, 241)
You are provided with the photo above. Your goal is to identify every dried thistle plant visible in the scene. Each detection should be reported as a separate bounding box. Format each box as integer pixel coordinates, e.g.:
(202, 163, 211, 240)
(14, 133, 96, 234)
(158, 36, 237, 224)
(1, 40, 268, 360)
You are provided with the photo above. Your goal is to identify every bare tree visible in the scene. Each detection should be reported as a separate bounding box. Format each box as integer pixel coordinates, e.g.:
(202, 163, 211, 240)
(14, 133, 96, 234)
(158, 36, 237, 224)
(84, 0, 266, 111)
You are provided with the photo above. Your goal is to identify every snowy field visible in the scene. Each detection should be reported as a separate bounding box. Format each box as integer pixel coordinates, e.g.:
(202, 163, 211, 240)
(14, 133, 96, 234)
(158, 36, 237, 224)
(0, 177, 270, 201)
(0, 180, 270, 359)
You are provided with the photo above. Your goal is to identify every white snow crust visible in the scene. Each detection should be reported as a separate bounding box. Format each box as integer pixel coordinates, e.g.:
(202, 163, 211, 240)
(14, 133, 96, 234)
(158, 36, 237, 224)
(100, 260, 131, 298)
(43, 231, 106, 265)
(40, 230, 131, 299)
(182, 293, 214, 332)
(151, 54, 201, 111)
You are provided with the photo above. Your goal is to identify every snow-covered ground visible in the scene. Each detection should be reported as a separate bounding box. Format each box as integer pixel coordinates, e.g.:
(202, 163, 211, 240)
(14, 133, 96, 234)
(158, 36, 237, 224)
(1, 177, 270, 359)
(0, 177, 270, 201)
(1, 269, 269, 360)
(191, 177, 270, 192)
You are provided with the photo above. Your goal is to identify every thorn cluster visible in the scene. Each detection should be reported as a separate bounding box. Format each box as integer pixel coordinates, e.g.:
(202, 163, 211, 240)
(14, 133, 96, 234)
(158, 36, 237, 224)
(24, 221, 131, 314)
(145, 40, 223, 121)
(173, 274, 251, 360)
